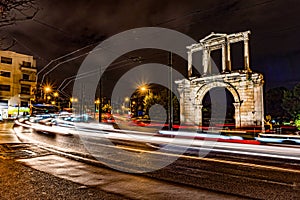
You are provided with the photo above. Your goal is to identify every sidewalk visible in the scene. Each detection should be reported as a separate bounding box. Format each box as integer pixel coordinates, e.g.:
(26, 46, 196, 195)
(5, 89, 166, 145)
(0, 122, 127, 199)
(0, 159, 128, 200)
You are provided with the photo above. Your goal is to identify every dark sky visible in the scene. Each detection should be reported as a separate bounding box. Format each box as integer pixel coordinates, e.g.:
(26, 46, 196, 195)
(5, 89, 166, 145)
(4, 0, 300, 95)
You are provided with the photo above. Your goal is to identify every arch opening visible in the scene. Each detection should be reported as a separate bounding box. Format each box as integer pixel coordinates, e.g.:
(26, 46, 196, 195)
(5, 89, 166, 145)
(202, 87, 235, 129)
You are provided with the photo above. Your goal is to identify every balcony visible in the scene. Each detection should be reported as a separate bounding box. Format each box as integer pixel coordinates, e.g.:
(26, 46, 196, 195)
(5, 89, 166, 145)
(20, 65, 37, 73)
(19, 79, 36, 85)
(19, 93, 34, 99)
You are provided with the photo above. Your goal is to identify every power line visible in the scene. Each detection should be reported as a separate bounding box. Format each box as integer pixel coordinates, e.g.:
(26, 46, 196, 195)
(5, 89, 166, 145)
(27, 0, 287, 91)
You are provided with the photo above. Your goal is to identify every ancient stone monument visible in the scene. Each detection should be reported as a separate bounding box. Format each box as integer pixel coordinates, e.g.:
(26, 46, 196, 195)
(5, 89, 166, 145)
(176, 31, 264, 129)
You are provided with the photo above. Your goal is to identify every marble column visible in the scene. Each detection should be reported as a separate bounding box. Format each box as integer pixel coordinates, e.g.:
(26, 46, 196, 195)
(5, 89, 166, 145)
(222, 44, 226, 73)
(194, 104, 203, 131)
(227, 42, 232, 71)
(233, 102, 241, 128)
(188, 51, 193, 77)
(244, 39, 251, 72)
(203, 49, 209, 75)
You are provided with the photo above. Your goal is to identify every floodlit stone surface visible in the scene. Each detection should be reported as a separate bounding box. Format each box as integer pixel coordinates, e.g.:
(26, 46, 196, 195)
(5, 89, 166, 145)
(178, 31, 264, 129)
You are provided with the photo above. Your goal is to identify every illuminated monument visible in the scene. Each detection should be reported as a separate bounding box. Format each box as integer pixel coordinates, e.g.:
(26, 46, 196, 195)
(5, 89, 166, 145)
(176, 31, 264, 129)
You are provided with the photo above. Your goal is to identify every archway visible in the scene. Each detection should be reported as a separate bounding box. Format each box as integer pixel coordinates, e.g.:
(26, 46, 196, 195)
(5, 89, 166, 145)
(202, 87, 235, 129)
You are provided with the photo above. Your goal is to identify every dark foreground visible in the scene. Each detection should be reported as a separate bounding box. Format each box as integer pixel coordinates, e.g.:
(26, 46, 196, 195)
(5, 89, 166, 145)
(0, 158, 127, 200)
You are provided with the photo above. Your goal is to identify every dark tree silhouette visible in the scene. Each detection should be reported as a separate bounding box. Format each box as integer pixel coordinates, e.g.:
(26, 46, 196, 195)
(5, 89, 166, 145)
(265, 87, 289, 119)
(0, 0, 38, 49)
(282, 83, 300, 120)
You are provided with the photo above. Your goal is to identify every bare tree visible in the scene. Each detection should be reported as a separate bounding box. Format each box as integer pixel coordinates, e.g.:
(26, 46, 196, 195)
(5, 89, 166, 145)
(0, 0, 38, 49)
(0, 0, 38, 26)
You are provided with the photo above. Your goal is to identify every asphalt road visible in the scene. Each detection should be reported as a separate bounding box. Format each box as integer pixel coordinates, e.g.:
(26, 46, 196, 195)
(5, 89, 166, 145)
(0, 121, 246, 200)
(12, 121, 300, 199)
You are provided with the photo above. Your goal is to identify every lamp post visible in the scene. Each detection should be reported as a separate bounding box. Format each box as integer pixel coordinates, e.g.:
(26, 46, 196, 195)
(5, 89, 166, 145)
(17, 94, 20, 119)
(43, 85, 52, 103)
(139, 85, 150, 117)
(94, 99, 100, 120)
(69, 97, 77, 109)
(47, 95, 51, 103)
(53, 92, 59, 107)
(124, 97, 130, 115)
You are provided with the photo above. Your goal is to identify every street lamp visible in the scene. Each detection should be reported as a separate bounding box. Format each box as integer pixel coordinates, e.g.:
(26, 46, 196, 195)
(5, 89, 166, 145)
(140, 86, 147, 92)
(52, 92, 59, 106)
(69, 97, 77, 108)
(43, 85, 52, 102)
(138, 85, 150, 117)
(94, 99, 100, 119)
(124, 97, 130, 115)
(44, 86, 51, 93)
(53, 92, 59, 98)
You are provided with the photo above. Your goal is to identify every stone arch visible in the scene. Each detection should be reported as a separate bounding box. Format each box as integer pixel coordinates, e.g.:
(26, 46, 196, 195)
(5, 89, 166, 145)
(194, 81, 242, 129)
(196, 81, 241, 104)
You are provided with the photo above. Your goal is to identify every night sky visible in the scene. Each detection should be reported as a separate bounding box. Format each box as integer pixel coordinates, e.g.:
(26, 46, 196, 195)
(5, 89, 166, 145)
(4, 0, 300, 95)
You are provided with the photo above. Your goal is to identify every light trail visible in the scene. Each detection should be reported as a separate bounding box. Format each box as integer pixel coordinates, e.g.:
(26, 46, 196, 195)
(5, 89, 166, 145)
(14, 121, 300, 175)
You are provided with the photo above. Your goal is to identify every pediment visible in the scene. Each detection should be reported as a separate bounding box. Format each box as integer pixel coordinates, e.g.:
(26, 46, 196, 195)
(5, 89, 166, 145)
(200, 32, 227, 43)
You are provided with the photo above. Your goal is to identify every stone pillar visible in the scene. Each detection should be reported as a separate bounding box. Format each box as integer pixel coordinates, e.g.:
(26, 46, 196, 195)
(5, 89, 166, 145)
(194, 104, 203, 131)
(226, 42, 232, 71)
(222, 44, 226, 73)
(233, 102, 241, 128)
(188, 51, 193, 77)
(244, 39, 251, 72)
(178, 87, 185, 123)
(208, 50, 211, 74)
(203, 48, 209, 75)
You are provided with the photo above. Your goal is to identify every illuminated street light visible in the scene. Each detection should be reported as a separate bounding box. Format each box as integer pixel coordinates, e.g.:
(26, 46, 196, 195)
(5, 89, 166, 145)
(44, 86, 52, 93)
(140, 86, 147, 93)
(53, 92, 59, 97)
(94, 99, 100, 120)
(70, 97, 78, 102)
(43, 85, 52, 103)
(69, 97, 78, 108)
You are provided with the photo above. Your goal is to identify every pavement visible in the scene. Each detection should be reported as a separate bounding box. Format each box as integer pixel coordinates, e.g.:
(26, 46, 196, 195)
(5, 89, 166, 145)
(0, 121, 245, 199)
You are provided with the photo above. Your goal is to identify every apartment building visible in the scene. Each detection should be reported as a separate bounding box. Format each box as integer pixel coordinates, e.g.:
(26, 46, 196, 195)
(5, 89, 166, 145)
(0, 51, 36, 118)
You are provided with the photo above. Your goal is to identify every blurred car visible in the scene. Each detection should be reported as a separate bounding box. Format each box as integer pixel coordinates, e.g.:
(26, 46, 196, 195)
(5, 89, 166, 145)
(256, 132, 300, 144)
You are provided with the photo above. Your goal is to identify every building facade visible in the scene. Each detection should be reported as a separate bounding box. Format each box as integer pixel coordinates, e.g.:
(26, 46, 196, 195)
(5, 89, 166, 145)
(0, 51, 36, 118)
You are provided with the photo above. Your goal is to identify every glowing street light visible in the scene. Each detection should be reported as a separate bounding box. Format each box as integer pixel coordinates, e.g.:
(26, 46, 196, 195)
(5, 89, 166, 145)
(140, 86, 147, 93)
(70, 97, 78, 102)
(69, 97, 78, 108)
(53, 92, 59, 97)
(94, 99, 101, 120)
(44, 86, 52, 93)
(43, 85, 52, 103)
